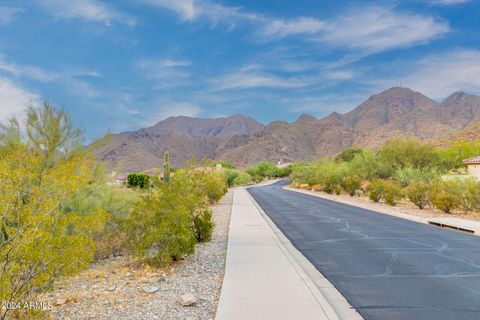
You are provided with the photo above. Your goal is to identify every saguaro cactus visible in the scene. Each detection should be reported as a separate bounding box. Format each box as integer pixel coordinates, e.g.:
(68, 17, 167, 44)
(163, 150, 171, 183)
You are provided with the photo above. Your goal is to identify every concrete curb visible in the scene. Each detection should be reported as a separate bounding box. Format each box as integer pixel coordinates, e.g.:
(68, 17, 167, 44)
(246, 187, 363, 320)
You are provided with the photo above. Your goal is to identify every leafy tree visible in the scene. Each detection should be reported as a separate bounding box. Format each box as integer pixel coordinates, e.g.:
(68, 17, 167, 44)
(247, 161, 279, 179)
(348, 150, 393, 180)
(26, 102, 83, 168)
(232, 171, 253, 185)
(0, 118, 22, 155)
(0, 148, 105, 320)
(378, 138, 440, 170)
(334, 148, 363, 163)
(226, 170, 239, 187)
(393, 167, 438, 187)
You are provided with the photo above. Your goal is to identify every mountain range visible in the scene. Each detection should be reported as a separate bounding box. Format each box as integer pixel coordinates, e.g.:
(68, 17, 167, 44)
(93, 87, 480, 173)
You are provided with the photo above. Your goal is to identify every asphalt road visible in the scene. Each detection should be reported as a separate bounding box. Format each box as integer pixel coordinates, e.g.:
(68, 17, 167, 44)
(248, 180, 480, 320)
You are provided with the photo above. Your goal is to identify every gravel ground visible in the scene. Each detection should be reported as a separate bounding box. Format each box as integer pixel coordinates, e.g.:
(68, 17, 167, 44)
(288, 186, 480, 221)
(42, 190, 233, 320)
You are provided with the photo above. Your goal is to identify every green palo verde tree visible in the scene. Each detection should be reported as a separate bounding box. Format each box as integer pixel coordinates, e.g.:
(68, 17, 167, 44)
(163, 150, 171, 184)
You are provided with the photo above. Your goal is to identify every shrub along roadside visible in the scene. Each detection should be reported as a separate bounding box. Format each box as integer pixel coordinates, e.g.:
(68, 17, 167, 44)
(126, 169, 227, 267)
(290, 138, 480, 215)
(0, 103, 106, 320)
(127, 173, 150, 188)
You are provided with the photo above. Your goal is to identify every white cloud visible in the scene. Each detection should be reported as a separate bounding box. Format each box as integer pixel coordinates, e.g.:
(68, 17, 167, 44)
(136, 58, 191, 88)
(325, 70, 355, 80)
(258, 17, 326, 40)
(213, 71, 314, 91)
(141, 0, 252, 24)
(429, 0, 470, 5)
(0, 76, 39, 121)
(401, 49, 480, 98)
(155, 102, 202, 121)
(141, 0, 196, 21)
(0, 7, 22, 25)
(0, 54, 57, 82)
(38, 0, 136, 26)
(320, 6, 449, 53)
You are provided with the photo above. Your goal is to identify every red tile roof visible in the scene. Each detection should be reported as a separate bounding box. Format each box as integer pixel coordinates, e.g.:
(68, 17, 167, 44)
(463, 156, 480, 164)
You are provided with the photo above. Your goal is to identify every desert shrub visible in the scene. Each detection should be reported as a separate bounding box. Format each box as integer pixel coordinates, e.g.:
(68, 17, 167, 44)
(312, 162, 345, 194)
(379, 138, 441, 170)
(0, 103, 106, 320)
(233, 171, 253, 185)
(457, 178, 480, 213)
(382, 180, 403, 206)
(341, 175, 362, 196)
(368, 179, 386, 202)
(0, 148, 106, 319)
(247, 161, 279, 178)
(428, 180, 461, 213)
(290, 162, 320, 185)
(127, 173, 150, 188)
(226, 170, 239, 187)
(334, 148, 363, 163)
(406, 180, 430, 209)
(64, 183, 138, 260)
(393, 167, 438, 187)
(276, 165, 293, 177)
(126, 168, 226, 267)
(127, 185, 197, 267)
(192, 208, 214, 242)
(197, 171, 228, 203)
(348, 151, 393, 180)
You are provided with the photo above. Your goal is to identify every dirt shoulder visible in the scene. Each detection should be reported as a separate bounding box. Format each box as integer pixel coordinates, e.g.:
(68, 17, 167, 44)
(42, 190, 233, 320)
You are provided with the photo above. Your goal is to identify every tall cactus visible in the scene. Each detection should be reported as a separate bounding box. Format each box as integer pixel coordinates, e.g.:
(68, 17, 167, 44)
(163, 150, 171, 184)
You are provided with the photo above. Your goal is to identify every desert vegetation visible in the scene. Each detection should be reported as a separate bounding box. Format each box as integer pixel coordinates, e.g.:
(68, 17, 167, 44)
(224, 161, 291, 187)
(291, 138, 480, 215)
(0, 103, 228, 319)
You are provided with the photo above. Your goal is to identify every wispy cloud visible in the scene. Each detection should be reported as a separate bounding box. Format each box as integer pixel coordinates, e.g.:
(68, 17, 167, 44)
(258, 17, 326, 40)
(400, 49, 480, 98)
(0, 53, 102, 98)
(428, 0, 470, 5)
(0, 76, 39, 121)
(156, 102, 202, 120)
(0, 54, 56, 82)
(212, 70, 315, 91)
(136, 58, 192, 88)
(141, 0, 255, 25)
(37, 0, 136, 26)
(141, 1, 450, 59)
(319, 6, 449, 53)
(0, 7, 22, 25)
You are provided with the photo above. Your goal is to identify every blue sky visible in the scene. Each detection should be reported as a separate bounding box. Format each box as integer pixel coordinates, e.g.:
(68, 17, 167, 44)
(1, 0, 480, 139)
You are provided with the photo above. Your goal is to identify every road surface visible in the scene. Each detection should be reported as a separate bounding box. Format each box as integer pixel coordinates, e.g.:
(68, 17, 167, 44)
(248, 180, 480, 320)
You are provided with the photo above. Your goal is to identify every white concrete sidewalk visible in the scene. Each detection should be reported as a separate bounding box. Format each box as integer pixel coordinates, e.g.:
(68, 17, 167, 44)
(215, 188, 336, 320)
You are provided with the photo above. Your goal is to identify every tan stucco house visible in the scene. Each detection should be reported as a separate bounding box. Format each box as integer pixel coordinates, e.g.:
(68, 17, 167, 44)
(464, 156, 480, 176)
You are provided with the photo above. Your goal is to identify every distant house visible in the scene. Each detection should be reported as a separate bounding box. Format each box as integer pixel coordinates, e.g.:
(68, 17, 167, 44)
(463, 156, 480, 176)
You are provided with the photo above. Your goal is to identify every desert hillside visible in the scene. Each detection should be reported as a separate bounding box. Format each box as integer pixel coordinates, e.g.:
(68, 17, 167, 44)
(93, 87, 480, 173)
